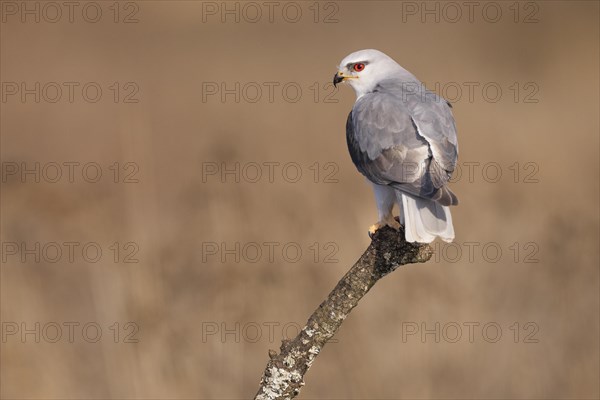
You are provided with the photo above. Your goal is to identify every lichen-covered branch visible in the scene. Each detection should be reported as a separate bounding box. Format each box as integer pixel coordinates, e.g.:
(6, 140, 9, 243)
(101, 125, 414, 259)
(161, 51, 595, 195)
(254, 226, 433, 400)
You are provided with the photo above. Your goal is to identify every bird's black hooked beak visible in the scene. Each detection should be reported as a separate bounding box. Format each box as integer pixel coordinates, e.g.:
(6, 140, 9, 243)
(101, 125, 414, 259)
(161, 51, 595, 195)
(333, 72, 344, 88)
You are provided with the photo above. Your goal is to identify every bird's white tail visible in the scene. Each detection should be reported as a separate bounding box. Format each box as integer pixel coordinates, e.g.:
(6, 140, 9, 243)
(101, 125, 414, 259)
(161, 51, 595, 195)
(397, 192, 454, 243)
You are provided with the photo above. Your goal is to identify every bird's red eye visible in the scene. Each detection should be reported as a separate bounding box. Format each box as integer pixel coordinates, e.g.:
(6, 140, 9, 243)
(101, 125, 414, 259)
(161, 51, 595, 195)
(353, 63, 365, 72)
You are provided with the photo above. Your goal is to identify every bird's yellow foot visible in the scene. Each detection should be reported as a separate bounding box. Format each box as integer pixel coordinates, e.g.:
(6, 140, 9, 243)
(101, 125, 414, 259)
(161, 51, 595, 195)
(368, 217, 401, 238)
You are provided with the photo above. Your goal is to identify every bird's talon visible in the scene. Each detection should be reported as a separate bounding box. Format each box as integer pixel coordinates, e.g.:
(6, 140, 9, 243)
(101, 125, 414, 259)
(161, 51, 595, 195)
(368, 223, 382, 237)
(368, 219, 400, 238)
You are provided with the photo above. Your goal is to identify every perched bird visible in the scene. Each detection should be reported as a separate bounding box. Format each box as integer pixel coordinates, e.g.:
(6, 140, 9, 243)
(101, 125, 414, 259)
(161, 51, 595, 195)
(334, 49, 459, 243)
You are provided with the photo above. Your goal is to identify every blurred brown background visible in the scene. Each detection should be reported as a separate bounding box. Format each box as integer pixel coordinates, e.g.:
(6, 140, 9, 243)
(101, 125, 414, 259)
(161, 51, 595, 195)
(1, 1, 598, 399)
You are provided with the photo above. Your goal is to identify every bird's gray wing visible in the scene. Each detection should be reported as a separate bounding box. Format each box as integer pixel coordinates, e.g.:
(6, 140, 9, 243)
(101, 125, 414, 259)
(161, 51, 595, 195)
(346, 90, 458, 205)
(401, 84, 459, 174)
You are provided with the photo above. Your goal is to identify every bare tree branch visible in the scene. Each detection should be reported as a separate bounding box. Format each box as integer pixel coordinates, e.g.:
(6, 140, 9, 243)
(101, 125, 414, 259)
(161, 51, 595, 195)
(254, 226, 434, 400)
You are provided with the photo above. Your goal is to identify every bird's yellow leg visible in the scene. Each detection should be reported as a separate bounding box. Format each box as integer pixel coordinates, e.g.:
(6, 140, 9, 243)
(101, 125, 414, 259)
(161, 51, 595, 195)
(368, 213, 401, 236)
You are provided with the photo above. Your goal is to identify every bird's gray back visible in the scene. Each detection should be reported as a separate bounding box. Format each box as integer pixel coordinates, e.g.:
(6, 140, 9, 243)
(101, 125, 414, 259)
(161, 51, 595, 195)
(346, 79, 459, 205)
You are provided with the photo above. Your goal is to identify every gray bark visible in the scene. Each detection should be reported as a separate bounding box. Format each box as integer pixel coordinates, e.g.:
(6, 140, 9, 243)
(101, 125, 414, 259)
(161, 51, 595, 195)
(254, 226, 433, 399)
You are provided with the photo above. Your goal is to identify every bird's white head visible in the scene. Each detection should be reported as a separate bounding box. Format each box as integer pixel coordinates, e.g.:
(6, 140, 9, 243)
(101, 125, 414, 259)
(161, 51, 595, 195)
(334, 49, 416, 99)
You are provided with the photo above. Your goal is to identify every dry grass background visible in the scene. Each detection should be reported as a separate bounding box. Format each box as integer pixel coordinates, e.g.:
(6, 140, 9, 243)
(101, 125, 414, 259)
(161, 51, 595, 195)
(1, 1, 598, 399)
